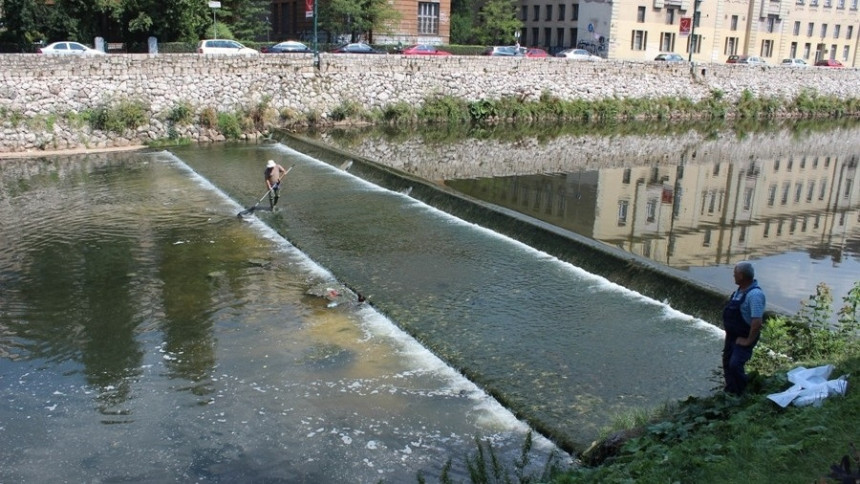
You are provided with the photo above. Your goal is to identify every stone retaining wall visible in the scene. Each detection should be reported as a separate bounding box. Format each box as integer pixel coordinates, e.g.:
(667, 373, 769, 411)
(0, 53, 858, 153)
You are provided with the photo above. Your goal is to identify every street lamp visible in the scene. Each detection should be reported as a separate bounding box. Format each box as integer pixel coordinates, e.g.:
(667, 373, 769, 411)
(688, 0, 702, 62)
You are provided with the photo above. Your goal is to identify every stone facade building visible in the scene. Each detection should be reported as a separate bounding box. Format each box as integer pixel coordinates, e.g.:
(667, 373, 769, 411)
(518, 0, 860, 66)
(269, 0, 451, 45)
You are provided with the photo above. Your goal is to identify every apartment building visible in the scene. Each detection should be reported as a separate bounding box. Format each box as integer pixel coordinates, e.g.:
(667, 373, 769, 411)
(269, 0, 450, 45)
(519, 0, 860, 66)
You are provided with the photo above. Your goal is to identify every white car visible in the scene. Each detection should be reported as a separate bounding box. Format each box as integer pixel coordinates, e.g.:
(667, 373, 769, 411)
(38, 41, 105, 56)
(197, 39, 259, 55)
(556, 48, 602, 61)
(780, 58, 808, 67)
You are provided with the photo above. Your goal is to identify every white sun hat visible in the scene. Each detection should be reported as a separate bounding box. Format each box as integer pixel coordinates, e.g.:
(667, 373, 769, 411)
(266, 160, 276, 168)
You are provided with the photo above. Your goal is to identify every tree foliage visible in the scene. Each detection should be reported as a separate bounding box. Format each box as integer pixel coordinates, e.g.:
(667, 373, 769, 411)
(319, 0, 401, 43)
(476, 0, 521, 45)
(0, 0, 259, 46)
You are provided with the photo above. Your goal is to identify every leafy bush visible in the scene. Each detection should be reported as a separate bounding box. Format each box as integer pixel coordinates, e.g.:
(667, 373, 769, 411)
(167, 101, 194, 125)
(89, 99, 149, 134)
(216, 112, 242, 139)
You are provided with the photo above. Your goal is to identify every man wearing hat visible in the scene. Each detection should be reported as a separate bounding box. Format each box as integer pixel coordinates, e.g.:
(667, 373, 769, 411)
(264, 159, 288, 210)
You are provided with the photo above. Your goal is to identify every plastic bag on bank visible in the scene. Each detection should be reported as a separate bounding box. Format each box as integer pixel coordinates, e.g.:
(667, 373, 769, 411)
(766, 365, 849, 408)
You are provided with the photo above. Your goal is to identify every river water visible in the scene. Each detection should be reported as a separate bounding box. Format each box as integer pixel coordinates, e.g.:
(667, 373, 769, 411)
(0, 150, 569, 482)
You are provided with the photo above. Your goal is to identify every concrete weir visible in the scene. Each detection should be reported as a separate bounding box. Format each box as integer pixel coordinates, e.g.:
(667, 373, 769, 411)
(280, 132, 746, 328)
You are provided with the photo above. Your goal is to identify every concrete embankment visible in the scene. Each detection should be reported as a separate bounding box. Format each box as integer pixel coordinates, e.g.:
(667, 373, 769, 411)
(1, 53, 858, 154)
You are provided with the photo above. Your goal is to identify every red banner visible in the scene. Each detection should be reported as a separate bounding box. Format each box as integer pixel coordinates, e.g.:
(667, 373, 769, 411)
(305, 0, 313, 18)
(679, 17, 692, 36)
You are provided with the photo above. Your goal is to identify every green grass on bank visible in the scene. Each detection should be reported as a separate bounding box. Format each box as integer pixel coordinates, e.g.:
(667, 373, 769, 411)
(431, 282, 859, 484)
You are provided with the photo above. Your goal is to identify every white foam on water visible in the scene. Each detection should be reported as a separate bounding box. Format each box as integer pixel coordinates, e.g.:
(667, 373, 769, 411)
(159, 150, 566, 455)
(273, 143, 722, 337)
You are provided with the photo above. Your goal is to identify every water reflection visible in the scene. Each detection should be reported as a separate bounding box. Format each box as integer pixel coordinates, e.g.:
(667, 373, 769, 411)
(2, 151, 563, 482)
(311, 120, 860, 315)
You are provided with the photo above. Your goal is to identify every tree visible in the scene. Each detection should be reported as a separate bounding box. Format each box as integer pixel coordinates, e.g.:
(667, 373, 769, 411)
(476, 0, 521, 45)
(0, 0, 55, 46)
(222, 0, 269, 41)
(320, 0, 401, 44)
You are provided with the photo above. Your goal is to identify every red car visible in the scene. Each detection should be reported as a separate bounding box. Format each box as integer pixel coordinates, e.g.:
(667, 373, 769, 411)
(524, 48, 548, 58)
(815, 59, 844, 68)
(400, 44, 451, 56)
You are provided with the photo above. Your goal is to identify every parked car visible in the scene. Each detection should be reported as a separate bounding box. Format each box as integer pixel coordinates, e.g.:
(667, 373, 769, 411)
(400, 44, 451, 56)
(483, 46, 522, 56)
(197, 39, 259, 55)
(38, 41, 105, 56)
(654, 53, 685, 62)
(726, 55, 766, 65)
(815, 59, 844, 68)
(524, 48, 548, 58)
(780, 58, 808, 67)
(330, 43, 384, 54)
(260, 41, 311, 53)
(556, 48, 602, 61)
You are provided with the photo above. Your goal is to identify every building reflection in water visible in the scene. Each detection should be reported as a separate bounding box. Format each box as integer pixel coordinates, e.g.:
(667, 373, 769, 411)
(448, 150, 859, 313)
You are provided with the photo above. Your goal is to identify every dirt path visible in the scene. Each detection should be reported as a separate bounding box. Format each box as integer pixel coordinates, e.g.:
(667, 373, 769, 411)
(0, 145, 148, 160)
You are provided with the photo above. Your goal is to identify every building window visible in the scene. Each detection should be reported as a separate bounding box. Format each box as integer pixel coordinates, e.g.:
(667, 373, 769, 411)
(521, 5, 527, 21)
(825, 0, 832, 6)
(558, 4, 566, 20)
(570, 27, 578, 45)
(646, 199, 657, 222)
(666, 8, 675, 24)
(838, 0, 845, 7)
(831, 43, 837, 58)
(661, 32, 675, 51)
(418, 2, 440, 34)
(532, 27, 539, 44)
(790, 41, 798, 57)
(843, 45, 850, 60)
(687, 34, 701, 53)
(768, 184, 777, 206)
(533, 5, 540, 21)
(797, 0, 804, 4)
(794, 21, 801, 35)
(803, 43, 811, 58)
(725, 36, 739, 55)
(544, 27, 551, 46)
(545, 4, 553, 21)
(848, 26, 854, 39)
(795, 183, 804, 203)
(811, 0, 819, 5)
(744, 188, 754, 210)
(853, 0, 858, 9)
(703, 228, 712, 246)
(781, 182, 790, 205)
(638, 6, 646, 22)
(808, 22, 815, 36)
(557, 28, 565, 45)
(731, 15, 739, 31)
(618, 200, 629, 225)
(761, 39, 774, 57)
(821, 24, 828, 37)
(834, 24, 841, 37)
(572, 3, 579, 20)
(767, 16, 777, 33)
(632, 30, 648, 50)
(807, 181, 816, 201)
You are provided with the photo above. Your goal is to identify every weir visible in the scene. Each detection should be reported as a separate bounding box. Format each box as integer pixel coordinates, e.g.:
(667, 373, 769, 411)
(172, 140, 725, 452)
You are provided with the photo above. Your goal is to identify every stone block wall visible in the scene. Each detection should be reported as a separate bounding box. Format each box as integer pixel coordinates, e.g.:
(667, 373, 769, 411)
(0, 53, 857, 153)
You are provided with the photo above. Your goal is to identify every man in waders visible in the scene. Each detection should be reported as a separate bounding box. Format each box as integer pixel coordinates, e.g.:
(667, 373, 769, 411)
(264, 160, 288, 210)
(722, 261, 766, 395)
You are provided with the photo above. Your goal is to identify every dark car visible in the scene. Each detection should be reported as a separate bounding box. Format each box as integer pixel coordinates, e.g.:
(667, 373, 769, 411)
(654, 53, 685, 62)
(261, 41, 311, 54)
(330, 42, 384, 54)
(726, 54, 766, 65)
(815, 59, 844, 68)
(482, 46, 521, 56)
(400, 44, 451, 56)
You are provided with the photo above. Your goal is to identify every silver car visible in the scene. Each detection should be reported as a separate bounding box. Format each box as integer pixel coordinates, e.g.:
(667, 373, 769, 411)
(196, 39, 259, 55)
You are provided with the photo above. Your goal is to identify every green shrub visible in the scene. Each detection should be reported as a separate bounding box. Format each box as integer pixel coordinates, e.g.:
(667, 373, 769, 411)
(89, 99, 149, 134)
(216, 112, 242, 139)
(329, 99, 364, 121)
(167, 101, 194, 125)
